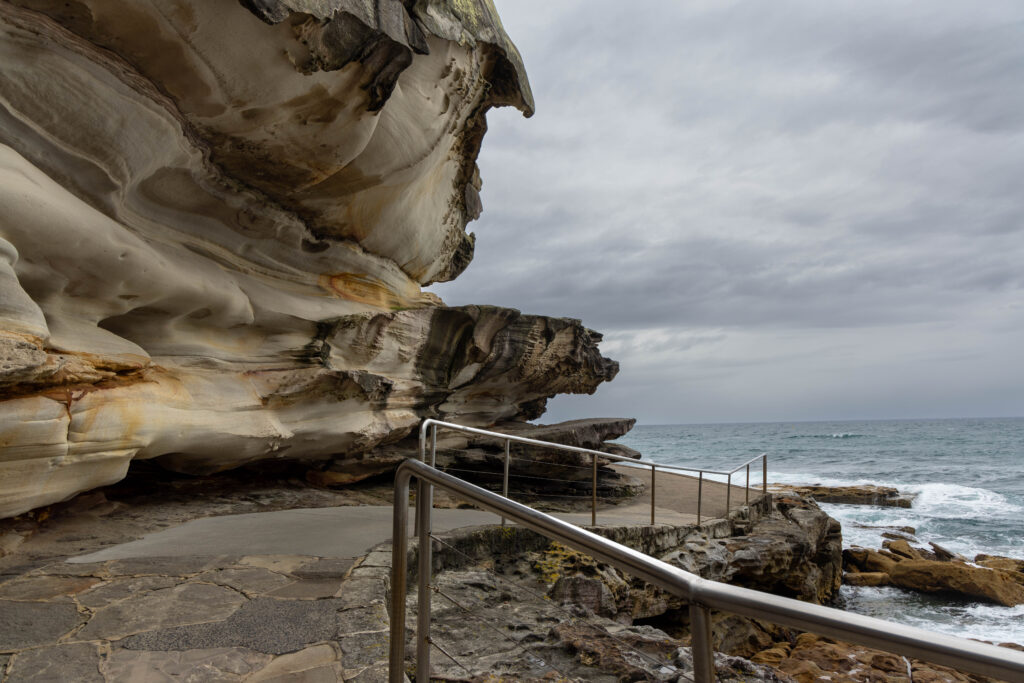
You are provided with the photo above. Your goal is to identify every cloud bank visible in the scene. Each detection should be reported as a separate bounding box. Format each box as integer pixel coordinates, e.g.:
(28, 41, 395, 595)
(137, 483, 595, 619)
(431, 0, 1024, 424)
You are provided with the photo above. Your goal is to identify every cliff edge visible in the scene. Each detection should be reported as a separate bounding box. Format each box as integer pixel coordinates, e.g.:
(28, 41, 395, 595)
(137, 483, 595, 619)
(0, 0, 617, 518)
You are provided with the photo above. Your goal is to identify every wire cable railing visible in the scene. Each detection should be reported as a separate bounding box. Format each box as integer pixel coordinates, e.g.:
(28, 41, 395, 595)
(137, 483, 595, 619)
(389, 458, 1024, 683)
(417, 419, 767, 527)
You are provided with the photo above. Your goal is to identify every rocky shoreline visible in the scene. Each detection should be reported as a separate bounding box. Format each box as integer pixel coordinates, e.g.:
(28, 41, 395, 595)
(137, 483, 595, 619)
(415, 484, 1022, 682)
(2, 465, 1022, 681)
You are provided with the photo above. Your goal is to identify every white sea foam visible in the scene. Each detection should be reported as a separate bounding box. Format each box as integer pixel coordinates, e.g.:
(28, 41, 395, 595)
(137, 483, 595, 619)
(903, 482, 1022, 518)
(773, 476, 1024, 557)
(772, 476, 1021, 520)
(840, 586, 1024, 646)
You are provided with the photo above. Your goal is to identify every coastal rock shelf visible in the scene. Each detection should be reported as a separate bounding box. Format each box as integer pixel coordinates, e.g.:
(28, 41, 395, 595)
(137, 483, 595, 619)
(770, 484, 916, 508)
(0, 0, 617, 518)
(843, 542, 1024, 606)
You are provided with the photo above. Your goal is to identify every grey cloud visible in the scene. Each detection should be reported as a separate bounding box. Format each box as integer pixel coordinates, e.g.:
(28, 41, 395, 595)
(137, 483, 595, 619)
(431, 0, 1024, 422)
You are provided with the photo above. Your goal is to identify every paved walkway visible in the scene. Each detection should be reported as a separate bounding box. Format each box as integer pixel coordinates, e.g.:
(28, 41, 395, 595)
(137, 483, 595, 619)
(1, 468, 763, 681)
(69, 468, 757, 564)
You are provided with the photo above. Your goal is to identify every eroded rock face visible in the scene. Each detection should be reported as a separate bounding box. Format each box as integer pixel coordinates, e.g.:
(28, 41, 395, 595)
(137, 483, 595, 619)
(0, 0, 616, 517)
(770, 484, 916, 508)
(843, 546, 1024, 606)
(664, 492, 843, 605)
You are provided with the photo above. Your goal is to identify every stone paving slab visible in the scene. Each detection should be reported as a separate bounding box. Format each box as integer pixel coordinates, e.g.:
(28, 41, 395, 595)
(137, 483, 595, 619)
(0, 469, 755, 681)
(0, 553, 396, 682)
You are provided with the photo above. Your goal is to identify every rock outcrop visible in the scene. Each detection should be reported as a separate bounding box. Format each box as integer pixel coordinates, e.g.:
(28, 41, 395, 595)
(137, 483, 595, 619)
(771, 484, 916, 508)
(661, 490, 842, 605)
(753, 632, 1003, 683)
(0, 1, 618, 517)
(306, 416, 640, 491)
(844, 546, 1024, 606)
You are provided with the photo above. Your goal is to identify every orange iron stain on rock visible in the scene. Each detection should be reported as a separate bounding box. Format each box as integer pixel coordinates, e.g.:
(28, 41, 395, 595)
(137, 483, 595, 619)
(319, 272, 416, 310)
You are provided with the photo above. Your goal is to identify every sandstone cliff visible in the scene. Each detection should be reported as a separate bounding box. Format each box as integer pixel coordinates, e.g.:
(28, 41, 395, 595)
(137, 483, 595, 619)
(0, 0, 618, 518)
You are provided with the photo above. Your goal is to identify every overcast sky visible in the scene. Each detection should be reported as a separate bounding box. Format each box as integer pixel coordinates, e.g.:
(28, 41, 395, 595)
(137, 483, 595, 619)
(430, 0, 1024, 425)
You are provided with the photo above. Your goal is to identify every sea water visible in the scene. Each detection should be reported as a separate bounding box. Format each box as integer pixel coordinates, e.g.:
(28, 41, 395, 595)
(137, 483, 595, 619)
(613, 417, 1024, 644)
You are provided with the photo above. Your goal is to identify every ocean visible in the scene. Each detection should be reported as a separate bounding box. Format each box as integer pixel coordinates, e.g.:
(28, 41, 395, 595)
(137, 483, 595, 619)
(613, 417, 1024, 645)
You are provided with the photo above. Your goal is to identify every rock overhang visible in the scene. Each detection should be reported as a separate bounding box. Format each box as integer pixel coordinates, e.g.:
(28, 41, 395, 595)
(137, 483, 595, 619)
(0, 0, 616, 519)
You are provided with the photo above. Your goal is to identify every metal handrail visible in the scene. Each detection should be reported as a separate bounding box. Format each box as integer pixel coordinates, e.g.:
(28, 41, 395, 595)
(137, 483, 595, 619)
(417, 419, 767, 526)
(388, 459, 1024, 682)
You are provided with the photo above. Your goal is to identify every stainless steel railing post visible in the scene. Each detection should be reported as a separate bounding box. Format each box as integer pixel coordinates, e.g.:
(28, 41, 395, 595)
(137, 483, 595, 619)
(388, 469, 411, 683)
(501, 439, 510, 527)
(690, 602, 715, 682)
(725, 473, 731, 515)
(697, 472, 703, 525)
(414, 423, 426, 536)
(762, 455, 767, 498)
(650, 463, 656, 525)
(591, 453, 597, 526)
(745, 464, 750, 507)
(416, 476, 432, 682)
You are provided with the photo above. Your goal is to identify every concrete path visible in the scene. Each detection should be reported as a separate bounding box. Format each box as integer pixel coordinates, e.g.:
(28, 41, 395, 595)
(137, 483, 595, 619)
(70, 468, 761, 564)
(2, 468, 765, 681)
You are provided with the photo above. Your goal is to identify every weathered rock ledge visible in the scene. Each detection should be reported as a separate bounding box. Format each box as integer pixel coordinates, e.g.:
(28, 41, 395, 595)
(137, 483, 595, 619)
(843, 540, 1024, 607)
(771, 483, 917, 508)
(306, 417, 641, 495)
(0, 0, 619, 519)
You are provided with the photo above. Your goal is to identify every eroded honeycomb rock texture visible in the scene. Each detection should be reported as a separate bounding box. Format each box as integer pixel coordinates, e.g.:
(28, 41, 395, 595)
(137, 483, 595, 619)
(0, 0, 618, 517)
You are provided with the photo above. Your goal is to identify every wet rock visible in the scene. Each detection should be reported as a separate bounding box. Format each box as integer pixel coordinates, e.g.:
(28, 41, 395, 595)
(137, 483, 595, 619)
(774, 484, 915, 508)
(888, 559, 1024, 607)
(882, 538, 924, 560)
(929, 542, 965, 563)
(843, 547, 898, 574)
(975, 554, 1024, 573)
(842, 571, 891, 587)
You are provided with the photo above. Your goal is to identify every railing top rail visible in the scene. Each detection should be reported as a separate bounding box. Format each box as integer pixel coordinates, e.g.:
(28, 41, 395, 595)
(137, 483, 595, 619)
(395, 459, 1024, 682)
(419, 418, 764, 479)
(727, 452, 769, 475)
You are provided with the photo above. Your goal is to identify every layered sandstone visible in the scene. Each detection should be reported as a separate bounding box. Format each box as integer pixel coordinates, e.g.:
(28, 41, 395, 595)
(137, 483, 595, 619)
(843, 546, 1024, 606)
(0, 0, 617, 518)
(770, 484, 916, 508)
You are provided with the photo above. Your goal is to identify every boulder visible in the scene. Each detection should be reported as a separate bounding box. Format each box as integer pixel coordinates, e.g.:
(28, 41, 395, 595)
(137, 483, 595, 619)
(665, 496, 842, 604)
(882, 539, 924, 560)
(888, 559, 1024, 607)
(929, 542, 965, 562)
(768, 634, 977, 683)
(975, 554, 1024, 574)
(843, 571, 890, 587)
(842, 547, 898, 575)
(772, 484, 915, 508)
